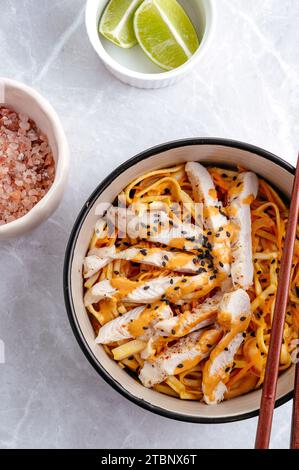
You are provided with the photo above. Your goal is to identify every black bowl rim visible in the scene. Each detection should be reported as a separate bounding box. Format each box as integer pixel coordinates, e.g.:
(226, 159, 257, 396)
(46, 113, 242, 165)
(63, 137, 295, 424)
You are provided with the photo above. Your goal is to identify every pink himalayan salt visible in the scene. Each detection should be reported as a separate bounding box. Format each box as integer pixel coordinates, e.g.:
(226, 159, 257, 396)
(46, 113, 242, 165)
(0, 106, 55, 224)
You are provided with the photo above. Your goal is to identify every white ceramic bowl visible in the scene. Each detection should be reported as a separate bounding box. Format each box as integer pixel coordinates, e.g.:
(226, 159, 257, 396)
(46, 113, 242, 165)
(64, 138, 295, 423)
(0, 78, 69, 240)
(85, 0, 214, 89)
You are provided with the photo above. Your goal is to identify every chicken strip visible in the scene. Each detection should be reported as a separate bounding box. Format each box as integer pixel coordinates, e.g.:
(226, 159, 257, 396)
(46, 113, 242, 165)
(84, 270, 220, 307)
(202, 288, 251, 404)
(139, 328, 222, 388)
(228, 171, 258, 289)
(154, 291, 223, 337)
(95, 302, 173, 344)
(185, 162, 231, 274)
(83, 245, 116, 278)
(112, 246, 210, 274)
(127, 211, 204, 253)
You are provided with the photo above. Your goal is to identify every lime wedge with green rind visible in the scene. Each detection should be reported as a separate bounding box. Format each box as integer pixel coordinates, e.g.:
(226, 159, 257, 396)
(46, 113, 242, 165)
(134, 0, 200, 70)
(99, 0, 143, 48)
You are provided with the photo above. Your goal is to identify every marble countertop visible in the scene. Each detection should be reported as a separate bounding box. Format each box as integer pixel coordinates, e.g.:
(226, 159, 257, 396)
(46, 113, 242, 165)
(0, 0, 298, 449)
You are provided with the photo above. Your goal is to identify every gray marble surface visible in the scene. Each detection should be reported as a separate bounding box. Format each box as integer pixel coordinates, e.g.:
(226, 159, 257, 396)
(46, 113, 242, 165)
(0, 0, 298, 449)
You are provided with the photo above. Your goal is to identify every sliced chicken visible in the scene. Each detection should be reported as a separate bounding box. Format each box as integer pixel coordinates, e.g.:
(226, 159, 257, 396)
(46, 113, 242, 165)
(202, 289, 251, 404)
(185, 162, 228, 232)
(155, 291, 223, 337)
(112, 246, 210, 274)
(83, 246, 116, 278)
(139, 328, 222, 388)
(228, 172, 258, 289)
(127, 210, 203, 253)
(84, 279, 117, 306)
(95, 302, 173, 344)
(185, 162, 231, 274)
(84, 269, 219, 307)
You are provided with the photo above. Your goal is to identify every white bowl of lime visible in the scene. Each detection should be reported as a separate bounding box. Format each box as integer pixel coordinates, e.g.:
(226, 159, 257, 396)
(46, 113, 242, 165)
(85, 0, 214, 88)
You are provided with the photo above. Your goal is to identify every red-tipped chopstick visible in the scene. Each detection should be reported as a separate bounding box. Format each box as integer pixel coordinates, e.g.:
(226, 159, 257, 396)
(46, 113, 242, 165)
(255, 154, 299, 449)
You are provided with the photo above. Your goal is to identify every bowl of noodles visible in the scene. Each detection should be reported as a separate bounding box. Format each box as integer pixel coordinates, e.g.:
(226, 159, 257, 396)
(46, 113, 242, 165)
(64, 138, 298, 423)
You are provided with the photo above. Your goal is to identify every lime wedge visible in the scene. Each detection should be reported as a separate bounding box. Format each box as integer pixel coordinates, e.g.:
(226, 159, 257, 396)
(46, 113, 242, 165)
(134, 0, 199, 70)
(99, 0, 143, 48)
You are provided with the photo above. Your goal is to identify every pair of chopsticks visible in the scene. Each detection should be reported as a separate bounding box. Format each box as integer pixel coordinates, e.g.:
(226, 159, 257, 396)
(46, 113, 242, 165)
(255, 154, 299, 449)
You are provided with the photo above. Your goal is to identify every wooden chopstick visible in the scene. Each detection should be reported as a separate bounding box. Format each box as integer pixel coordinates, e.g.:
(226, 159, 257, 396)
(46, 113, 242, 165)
(255, 154, 299, 449)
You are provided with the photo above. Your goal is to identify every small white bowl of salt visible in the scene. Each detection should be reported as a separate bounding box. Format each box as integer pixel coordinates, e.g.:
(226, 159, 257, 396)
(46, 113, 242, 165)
(0, 78, 69, 240)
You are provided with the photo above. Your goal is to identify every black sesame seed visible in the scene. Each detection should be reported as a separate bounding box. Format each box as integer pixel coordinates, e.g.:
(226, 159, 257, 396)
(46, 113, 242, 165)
(142, 326, 148, 330)
(271, 259, 275, 264)
(240, 316, 246, 321)
(174, 286, 180, 291)
(276, 268, 279, 274)
(233, 176, 237, 181)
(216, 233, 220, 238)
(226, 231, 231, 237)
(197, 268, 207, 274)
(171, 329, 176, 335)
(170, 279, 174, 285)
(143, 286, 150, 290)
(181, 279, 187, 283)
(219, 261, 224, 268)
(257, 270, 262, 275)
(113, 270, 119, 275)
(225, 367, 230, 373)
(177, 363, 184, 369)
(224, 347, 229, 351)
